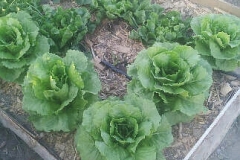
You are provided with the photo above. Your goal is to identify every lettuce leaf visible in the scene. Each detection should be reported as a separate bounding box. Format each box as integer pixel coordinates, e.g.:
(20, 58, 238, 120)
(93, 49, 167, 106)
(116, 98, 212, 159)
(75, 94, 173, 160)
(86, 0, 163, 30)
(191, 14, 240, 71)
(0, 11, 49, 83)
(130, 11, 192, 46)
(22, 50, 101, 131)
(0, 0, 41, 17)
(40, 5, 91, 54)
(75, 0, 191, 46)
(127, 42, 212, 125)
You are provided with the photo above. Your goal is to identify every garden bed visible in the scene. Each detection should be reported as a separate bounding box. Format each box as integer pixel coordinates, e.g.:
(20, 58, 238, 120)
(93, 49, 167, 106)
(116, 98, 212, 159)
(1, 0, 240, 160)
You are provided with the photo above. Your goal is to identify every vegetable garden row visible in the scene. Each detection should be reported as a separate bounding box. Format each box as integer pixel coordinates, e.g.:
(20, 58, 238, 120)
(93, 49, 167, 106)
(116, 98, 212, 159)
(1, 0, 240, 159)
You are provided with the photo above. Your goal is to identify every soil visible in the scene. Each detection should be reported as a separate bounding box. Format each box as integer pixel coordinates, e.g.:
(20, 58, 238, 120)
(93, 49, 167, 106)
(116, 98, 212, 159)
(0, 0, 240, 160)
(0, 123, 42, 160)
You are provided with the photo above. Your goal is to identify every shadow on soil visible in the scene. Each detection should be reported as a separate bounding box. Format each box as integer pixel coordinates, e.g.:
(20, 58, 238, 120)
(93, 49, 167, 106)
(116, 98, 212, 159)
(0, 123, 42, 160)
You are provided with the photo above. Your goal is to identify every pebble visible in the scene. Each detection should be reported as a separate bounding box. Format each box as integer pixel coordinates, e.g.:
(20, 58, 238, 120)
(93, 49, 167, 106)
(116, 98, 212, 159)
(39, 133, 44, 138)
(214, 100, 223, 106)
(220, 83, 232, 96)
(59, 151, 65, 159)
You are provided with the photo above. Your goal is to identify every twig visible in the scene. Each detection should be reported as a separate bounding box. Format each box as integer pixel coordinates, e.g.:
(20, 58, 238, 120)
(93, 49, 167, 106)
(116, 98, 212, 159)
(207, 90, 214, 110)
(178, 122, 183, 139)
(74, 147, 78, 160)
(207, 90, 213, 103)
(223, 90, 236, 105)
(85, 38, 105, 71)
(215, 85, 221, 102)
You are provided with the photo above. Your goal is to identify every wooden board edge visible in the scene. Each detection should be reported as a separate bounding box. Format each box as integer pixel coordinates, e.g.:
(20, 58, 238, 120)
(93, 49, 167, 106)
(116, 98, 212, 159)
(184, 89, 240, 160)
(189, 0, 240, 17)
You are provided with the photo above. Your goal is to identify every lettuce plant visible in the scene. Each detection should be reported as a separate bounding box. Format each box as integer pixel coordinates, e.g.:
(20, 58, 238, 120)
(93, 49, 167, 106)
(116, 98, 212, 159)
(86, 0, 191, 46)
(85, 0, 163, 28)
(40, 5, 91, 54)
(75, 94, 173, 160)
(130, 11, 192, 46)
(0, 0, 41, 17)
(89, 0, 152, 20)
(22, 50, 101, 132)
(191, 14, 240, 71)
(127, 43, 213, 125)
(0, 11, 49, 83)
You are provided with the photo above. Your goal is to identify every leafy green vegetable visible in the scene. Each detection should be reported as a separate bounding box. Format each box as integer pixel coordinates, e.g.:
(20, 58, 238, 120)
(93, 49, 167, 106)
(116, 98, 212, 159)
(127, 43, 212, 125)
(0, 0, 41, 17)
(52, 0, 60, 3)
(40, 5, 91, 54)
(22, 50, 101, 132)
(0, 11, 49, 83)
(191, 14, 240, 71)
(130, 11, 192, 46)
(75, 0, 97, 6)
(75, 94, 173, 160)
(83, 0, 191, 46)
(0, 0, 92, 55)
(82, 0, 163, 28)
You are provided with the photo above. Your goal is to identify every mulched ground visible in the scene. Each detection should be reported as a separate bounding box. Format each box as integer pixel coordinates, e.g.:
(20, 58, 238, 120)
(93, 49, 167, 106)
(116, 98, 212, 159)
(0, 0, 240, 160)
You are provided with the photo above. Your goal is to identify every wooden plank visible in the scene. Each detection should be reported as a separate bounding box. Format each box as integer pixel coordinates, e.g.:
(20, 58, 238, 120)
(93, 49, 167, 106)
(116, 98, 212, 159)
(184, 89, 240, 160)
(0, 108, 59, 160)
(190, 0, 240, 17)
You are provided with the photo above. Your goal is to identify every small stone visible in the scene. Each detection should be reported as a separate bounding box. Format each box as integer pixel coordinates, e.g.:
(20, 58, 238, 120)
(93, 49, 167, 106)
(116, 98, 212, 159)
(59, 151, 65, 159)
(215, 100, 223, 106)
(39, 132, 44, 138)
(220, 83, 232, 96)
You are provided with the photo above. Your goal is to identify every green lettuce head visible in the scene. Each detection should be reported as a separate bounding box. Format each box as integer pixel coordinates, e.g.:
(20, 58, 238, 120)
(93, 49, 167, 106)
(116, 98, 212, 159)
(127, 43, 213, 125)
(191, 14, 240, 71)
(22, 50, 101, 132)
(75, 94, 173, 160)
(40, 5, 91, 54)
(0, 11, 49, 83)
